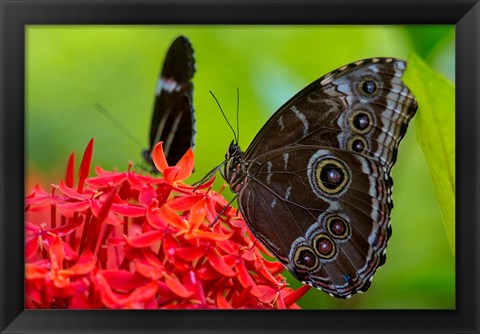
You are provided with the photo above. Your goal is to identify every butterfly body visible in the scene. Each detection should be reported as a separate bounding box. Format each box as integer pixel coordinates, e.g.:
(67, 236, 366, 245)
(143, 35, 196, 170)
(224, 58, 417, 298)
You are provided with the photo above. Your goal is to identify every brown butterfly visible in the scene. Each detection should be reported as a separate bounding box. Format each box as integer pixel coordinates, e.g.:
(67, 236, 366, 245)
(222, 58, 418, 298)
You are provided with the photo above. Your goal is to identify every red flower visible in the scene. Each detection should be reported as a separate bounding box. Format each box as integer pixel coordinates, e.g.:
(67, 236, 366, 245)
(25, 139, 310, 309)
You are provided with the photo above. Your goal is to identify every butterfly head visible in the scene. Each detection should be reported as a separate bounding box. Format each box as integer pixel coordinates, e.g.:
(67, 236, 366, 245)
(225, 140, 241, 160)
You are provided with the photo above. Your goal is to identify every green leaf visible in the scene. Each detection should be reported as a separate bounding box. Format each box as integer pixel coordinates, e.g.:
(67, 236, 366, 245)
(404, 54, 455, 256)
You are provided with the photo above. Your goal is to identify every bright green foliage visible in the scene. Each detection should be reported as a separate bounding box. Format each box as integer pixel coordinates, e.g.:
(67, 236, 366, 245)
(404, 54, 455, 256)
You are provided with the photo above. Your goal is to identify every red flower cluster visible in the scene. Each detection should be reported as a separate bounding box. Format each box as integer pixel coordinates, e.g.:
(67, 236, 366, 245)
(25, 139, 310, 309)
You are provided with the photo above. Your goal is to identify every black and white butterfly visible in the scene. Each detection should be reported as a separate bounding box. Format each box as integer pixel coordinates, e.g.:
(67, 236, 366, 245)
(143, 35, 196, 170)
(221, 58, 418, 298)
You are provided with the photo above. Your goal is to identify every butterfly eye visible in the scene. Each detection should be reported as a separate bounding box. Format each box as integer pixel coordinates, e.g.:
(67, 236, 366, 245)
(312, 234, 336, 259)
(348, 136, 368, 154)
(360, 80, 377, 95)
(326, 216, 350, 240)
(293, 246, 318, 271)
(354, 113, 369, 129)
(322, 167, 343, 186)
(349, 110, 373, 134)
(313, 158, 350, 195)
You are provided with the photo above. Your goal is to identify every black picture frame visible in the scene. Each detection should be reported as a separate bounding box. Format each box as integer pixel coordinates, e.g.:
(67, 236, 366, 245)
(1, 0, 478, 333)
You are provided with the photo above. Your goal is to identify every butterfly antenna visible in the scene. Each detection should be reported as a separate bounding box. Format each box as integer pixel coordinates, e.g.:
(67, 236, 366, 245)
(209, 91, 238, 144)
(95, 103, 144, 148)
(236, 87, 240, 145)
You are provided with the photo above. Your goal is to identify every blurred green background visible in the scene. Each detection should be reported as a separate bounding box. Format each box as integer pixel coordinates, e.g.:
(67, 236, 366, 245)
(26, 25, 455, 309)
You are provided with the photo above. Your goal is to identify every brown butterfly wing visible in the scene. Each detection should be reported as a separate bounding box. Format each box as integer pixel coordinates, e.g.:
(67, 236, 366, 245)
(233, 58, 417, 298)
(243, 58, 417, 172)
(239, 146, 391, 298)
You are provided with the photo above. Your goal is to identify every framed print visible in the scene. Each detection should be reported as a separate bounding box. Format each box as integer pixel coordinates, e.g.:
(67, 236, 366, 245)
(1, 0, 478, 333)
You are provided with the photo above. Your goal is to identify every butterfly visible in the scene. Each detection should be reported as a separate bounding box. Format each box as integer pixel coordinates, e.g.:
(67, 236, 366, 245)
(143, 35, 196, 170)
(222, 58, 418, 298)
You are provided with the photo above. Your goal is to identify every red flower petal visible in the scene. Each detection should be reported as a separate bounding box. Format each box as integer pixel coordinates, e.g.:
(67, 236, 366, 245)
(174, 147, 194, 181)
(255, 262, 284, 286)
(93, 272, 125, 308)
(283, 284, 311, 308)
(164, 167, 181, 184)
(25, 221, 40, 234)
(188, 198, 206, 230)
(194, 260, 222, 280)
(165, 274, 195, 298)
(104, 213, 124, 226)
(193, 175, 216, 190)
(106, 237, 125, 246)
(207, 251, 235, 277)
(162, 233, 180, 261)
(155, 182, 172, 207)
(216, 238, 237, 255)
(233, 285, 254, 307)
(65, 152, 75, 188)
(111, 203, 146, 217)
(93, 187, 117, 223)
(141, 248, 165, 268)
(126, 230, 164, 248)
(156, 281, 179, 301)
(236, 261, 256, 288)
(56, 201, 91, 216)
(102, 270, 148, 290)
(229, 216, 249, 236)
(135, 262, 164, 280)
(152, 142, 169, 173)
(276, 294, 286, 309)
(128, 172, 164, 185)
(51, 218, 83, 237)
(174, 246, 205, 262)
(89, 200, 122, 227)
(216, 291, 233, 309)
(69, 292, 92, 309)
(25, 263, 49, 279)
(262, 259, 285, 275)
(78, 138, 94, 193)
(138, 184, 157, 207)
(185, 229, 232, 242)
(25, 237, 39, 260)
(240, 248, 255, 262)
(158, 204, 186, 230)
(62, 240, 78, 260)
(205, 197, 219, 224)
(59, 180, 90, 201)
(49, 236, 65, 270)
(128, 280, 158, 305)
(24, 194, 51, 206)
(168, 195, 204, 211)
(86, 172, 128, 188)
(251, 284, 277, 302)
(69, 249, 96, 275)
(145, 202, 168, 230)
(182, 270, 205, 304)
